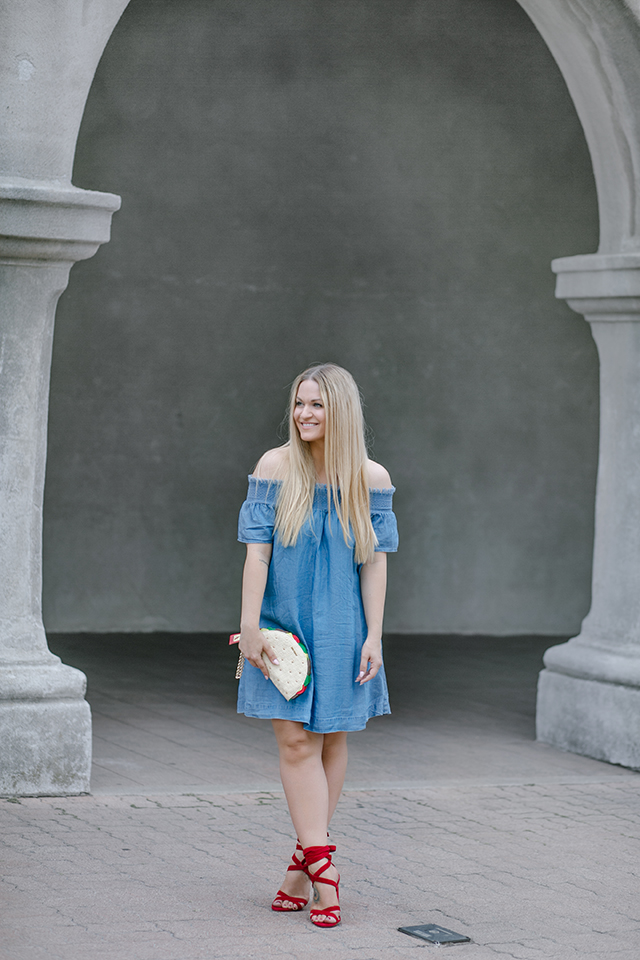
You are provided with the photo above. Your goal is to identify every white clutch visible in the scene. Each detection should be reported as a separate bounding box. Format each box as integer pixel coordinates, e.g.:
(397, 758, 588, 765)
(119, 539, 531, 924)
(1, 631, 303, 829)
(229, 628, 311, 701)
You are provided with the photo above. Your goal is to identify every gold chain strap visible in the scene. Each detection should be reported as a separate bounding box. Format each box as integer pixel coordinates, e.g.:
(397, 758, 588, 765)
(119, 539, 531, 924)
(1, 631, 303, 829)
(235, 651, 245, 679)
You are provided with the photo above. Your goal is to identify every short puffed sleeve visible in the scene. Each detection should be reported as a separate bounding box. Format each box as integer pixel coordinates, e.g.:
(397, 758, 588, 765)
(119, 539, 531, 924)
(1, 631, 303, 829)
(237, 476, 279, 544)
(370, 487, 399, 553)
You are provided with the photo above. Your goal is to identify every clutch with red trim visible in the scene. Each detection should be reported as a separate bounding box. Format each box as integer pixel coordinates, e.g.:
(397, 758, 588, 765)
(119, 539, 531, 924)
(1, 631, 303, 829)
(229, 628, 311, 701)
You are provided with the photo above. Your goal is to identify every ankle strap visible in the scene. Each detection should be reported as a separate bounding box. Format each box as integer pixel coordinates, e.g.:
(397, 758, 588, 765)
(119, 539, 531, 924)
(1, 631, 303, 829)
(303, 845, 331, 866)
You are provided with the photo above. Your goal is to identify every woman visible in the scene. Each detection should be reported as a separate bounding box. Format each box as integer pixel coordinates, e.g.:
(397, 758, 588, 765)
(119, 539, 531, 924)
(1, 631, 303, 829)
(236, 363, 398, 928)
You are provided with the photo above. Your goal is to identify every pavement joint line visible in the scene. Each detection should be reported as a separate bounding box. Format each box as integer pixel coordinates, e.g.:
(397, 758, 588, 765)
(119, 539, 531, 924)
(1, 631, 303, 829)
(88, 772, 639, 798)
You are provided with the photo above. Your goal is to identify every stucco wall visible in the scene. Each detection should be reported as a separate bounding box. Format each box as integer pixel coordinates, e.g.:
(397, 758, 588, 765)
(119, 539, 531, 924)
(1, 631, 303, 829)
(42, 0, 599, 634)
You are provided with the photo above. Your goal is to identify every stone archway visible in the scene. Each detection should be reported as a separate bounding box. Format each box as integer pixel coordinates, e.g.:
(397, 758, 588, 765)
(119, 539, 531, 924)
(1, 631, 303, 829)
(516, 0, 640, 767)
(1, 0, 639, 794)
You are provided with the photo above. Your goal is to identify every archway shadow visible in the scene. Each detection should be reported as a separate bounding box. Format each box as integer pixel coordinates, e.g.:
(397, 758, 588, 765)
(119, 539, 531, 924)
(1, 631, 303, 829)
(48, 634, 634, 795)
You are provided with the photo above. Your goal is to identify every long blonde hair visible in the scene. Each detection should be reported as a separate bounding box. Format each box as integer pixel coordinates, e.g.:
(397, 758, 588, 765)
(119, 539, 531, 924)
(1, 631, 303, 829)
(275, 363, 377, 564)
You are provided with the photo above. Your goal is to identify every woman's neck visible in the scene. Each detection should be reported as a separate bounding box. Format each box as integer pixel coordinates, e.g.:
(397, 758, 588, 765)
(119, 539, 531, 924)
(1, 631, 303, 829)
(308, 439, 327, 485)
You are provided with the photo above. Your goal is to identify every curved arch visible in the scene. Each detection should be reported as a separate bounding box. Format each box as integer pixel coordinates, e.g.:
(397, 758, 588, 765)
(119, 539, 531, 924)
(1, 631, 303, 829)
(517, 0, 640, 252)
(0, 0, 130, 182)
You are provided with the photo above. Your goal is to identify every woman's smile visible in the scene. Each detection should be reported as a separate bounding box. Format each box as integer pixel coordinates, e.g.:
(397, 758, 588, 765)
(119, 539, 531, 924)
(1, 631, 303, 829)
(293, 379, 326, 441)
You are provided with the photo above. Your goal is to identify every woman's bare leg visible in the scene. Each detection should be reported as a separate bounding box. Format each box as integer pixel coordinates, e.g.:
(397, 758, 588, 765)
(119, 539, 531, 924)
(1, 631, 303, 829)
(322, 731, 348, 823)
(272, 719, 330, 845)
(272, 720, 341, 914)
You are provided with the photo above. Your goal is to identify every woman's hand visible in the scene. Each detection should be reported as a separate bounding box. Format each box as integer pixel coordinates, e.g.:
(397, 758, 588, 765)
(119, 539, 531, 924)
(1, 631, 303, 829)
(238, 626, 279, 679)
(357, 636, 383, 684)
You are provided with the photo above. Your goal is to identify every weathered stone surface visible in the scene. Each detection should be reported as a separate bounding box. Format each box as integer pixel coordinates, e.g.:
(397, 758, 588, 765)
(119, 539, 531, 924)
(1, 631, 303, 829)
(537, 254, 640, 764)
(0, 0, 126, 796)
(537, 669, 640, 769)
(509, 1, 640, 766)
(0, 696, 91, 797)
(517, 0, 640, 254)
(0, 187, 118, 795)
(0, 0, 130, 183)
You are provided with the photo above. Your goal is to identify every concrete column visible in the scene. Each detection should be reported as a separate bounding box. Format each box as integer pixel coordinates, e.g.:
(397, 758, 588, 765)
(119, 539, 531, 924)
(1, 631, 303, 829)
(537, 253, 640, 768)
(0, 182, 120, 794)
(0, 0, 129, 793)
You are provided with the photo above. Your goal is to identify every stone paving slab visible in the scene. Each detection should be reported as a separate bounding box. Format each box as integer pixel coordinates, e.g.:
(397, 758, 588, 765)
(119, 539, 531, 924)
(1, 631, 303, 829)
(3, 634, 635, 959)
(48, 635, 639, 796)
(2, 780, 640, 960)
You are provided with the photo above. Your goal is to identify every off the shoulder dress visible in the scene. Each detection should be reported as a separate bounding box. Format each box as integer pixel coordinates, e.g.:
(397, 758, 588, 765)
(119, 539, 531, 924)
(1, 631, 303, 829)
(237, 476, 399, 733)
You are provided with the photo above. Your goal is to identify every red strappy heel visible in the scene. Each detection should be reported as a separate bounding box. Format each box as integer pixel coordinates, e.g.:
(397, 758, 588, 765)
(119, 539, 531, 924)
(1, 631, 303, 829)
(271, 840, 309, 911)
(303, 845, 341, 928)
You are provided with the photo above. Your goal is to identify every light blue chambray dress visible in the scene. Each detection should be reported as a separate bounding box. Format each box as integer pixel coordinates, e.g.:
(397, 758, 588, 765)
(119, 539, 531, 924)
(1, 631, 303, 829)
(237, 476, 399, 733)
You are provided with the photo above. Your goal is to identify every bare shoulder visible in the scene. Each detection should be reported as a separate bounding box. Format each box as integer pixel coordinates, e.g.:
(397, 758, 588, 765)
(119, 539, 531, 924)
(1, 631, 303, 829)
(253, 445, 289, 480)
(366, 459, 393, 489)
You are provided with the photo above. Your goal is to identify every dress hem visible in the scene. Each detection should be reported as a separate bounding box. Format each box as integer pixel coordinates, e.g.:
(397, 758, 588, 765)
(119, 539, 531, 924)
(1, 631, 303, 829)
(237, 704, 391, 734)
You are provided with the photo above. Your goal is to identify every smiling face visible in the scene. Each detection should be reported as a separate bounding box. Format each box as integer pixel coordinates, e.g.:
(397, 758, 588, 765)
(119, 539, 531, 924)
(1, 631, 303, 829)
(293, 378, 326, 444)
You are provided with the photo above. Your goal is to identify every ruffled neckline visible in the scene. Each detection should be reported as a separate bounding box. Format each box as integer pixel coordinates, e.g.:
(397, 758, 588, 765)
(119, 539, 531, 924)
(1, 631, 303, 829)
(248, 474, 395, 494)
(246, 475, 395, 510)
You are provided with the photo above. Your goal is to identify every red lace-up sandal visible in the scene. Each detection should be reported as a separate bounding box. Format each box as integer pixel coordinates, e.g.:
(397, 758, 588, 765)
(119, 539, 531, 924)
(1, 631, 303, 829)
(303, 845, 341, 928)
(271, 840, 309, 911)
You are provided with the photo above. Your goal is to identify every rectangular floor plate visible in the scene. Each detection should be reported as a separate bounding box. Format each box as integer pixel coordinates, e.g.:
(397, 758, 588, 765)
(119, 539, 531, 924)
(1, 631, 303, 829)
(398, 923, 471, 945)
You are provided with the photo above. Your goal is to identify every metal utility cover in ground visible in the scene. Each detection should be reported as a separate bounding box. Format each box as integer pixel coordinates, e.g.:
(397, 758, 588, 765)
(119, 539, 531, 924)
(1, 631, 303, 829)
(398, 923, 471, 945)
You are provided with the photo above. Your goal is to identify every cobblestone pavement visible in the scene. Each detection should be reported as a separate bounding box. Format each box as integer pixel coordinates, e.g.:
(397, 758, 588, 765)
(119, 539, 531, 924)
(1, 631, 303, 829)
(2, 635, 639, 959)
(2, 781, 640, 960)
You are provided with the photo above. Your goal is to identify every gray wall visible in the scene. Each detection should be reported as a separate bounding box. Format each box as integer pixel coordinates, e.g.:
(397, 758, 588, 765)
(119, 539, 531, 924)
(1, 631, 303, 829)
(42, 0, 600, 634)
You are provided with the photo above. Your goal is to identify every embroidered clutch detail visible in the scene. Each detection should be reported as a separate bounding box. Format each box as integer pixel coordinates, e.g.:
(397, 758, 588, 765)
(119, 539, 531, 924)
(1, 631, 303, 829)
(229, 628, 311, 701)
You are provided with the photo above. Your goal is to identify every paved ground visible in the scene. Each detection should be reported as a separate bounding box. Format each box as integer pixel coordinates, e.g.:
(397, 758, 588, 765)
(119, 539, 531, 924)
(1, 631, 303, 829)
(1, 634, 639, 960)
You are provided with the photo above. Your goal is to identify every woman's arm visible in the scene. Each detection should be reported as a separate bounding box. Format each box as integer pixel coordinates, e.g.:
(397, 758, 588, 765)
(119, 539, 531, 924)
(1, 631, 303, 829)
(357, 551, 387, 684)
(238, 542, 278, 678)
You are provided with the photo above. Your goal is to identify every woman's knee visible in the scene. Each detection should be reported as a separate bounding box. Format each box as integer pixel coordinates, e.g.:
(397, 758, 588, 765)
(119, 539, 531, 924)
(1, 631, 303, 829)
(274, 722, 320, 765)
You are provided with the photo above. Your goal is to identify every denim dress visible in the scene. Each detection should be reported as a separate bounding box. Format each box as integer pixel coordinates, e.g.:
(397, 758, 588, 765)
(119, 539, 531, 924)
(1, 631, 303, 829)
(237, 476, 399, 733)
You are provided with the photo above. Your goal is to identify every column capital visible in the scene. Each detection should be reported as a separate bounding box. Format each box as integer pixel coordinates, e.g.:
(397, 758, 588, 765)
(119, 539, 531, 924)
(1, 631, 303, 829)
(0, 179, 121, 263)
(552, 252, 640, 321)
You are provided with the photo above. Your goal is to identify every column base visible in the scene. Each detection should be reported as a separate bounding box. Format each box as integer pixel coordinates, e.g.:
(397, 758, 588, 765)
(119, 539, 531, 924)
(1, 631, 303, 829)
(536, 668, 640, 770)
(0, 662, 91, 796)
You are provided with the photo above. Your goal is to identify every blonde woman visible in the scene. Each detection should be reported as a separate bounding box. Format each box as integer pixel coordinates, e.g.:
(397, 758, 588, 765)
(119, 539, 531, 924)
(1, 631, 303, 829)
(236, 363, 398, 928)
